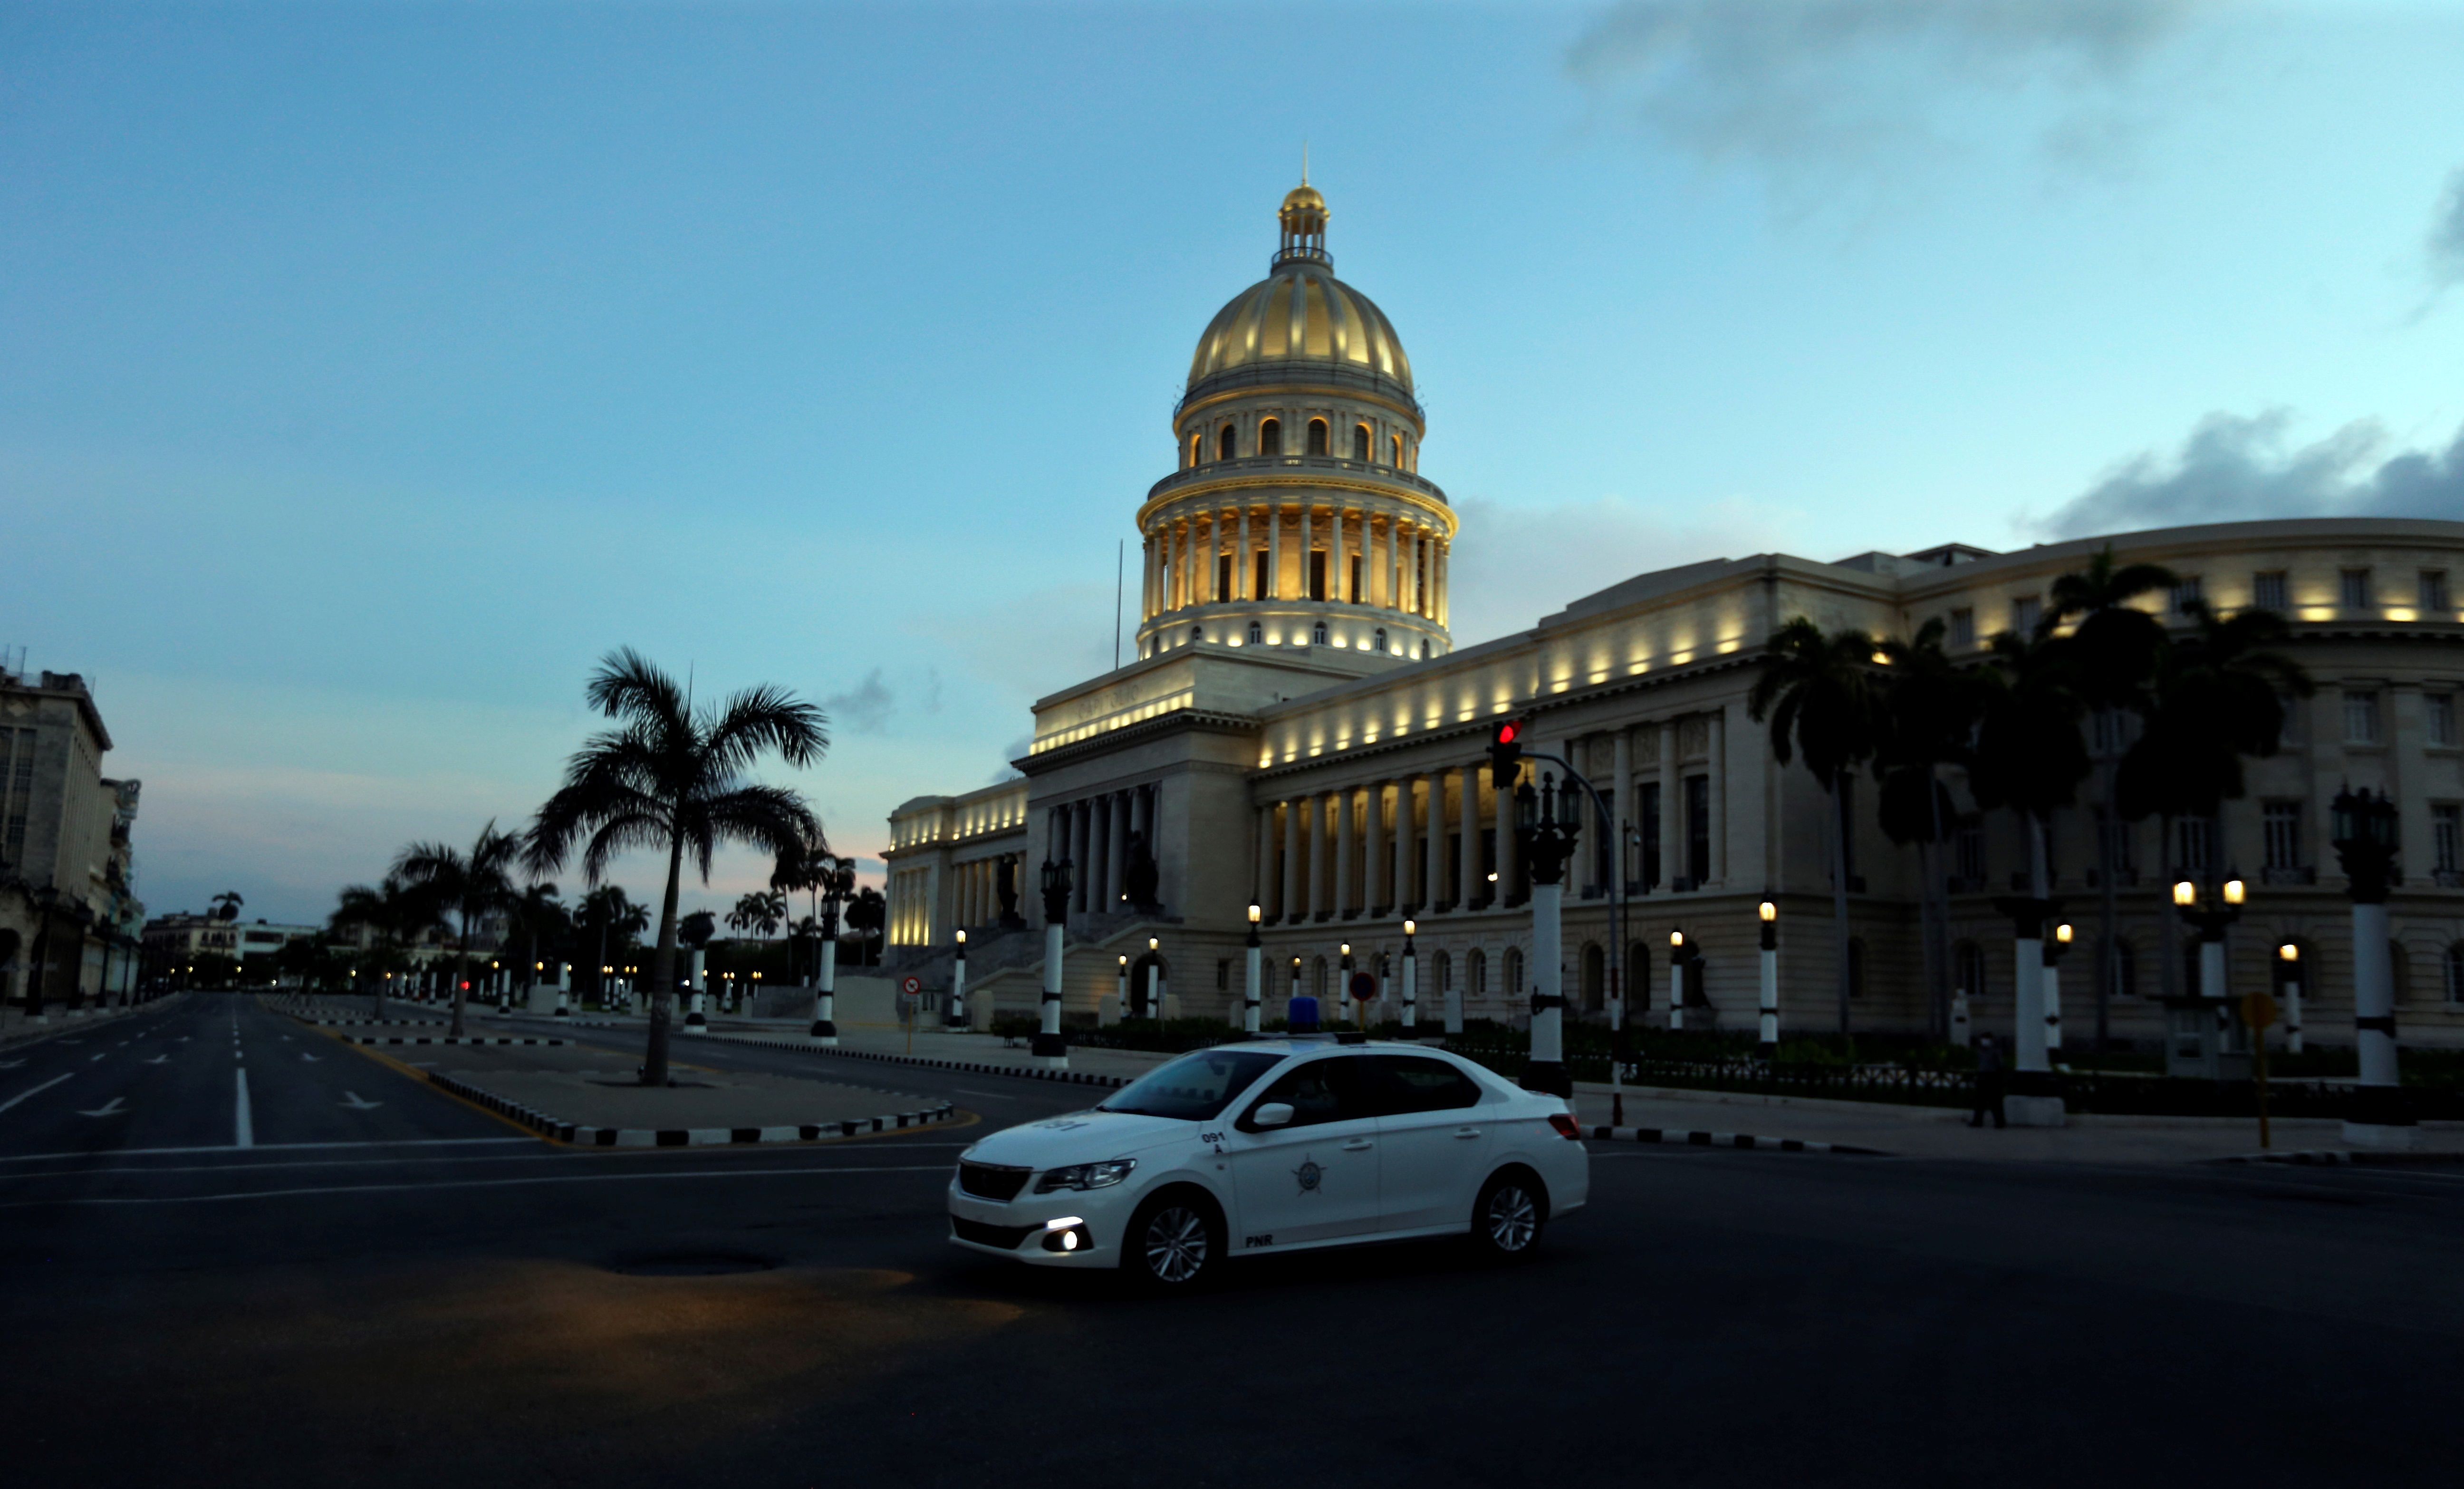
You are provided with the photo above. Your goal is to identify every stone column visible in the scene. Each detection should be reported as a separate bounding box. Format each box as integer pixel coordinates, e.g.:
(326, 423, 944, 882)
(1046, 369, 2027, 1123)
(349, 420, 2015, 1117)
(1613, 728, 1635, 892)
(1309, 791, 1330, 920)
(1282, 796, 1304, 924)
(1141, 532, 1155, 619)
(1706, 706, 1727, 887)
(1384, 510, 1399, 610)
(1299, 503, 1314, 602)
(1105, 789, 1128, 911)
(1238, 503, 1252, 600)
(1069, 801, 1092, 914)
(1425, 770, 1449, 910)
(1436, 538, 1449, 627)
(1268, 502, 1282, 600)
(1334, 786, 1355, 919)
(1365, 780, 1388, 912)
(1661, 719, 1683, 889)
(1460, 765, 1484, 909)
(1257, 805, 1278, 916)
(1403, 523, 1419, 616)
(1396, 775, 1418, 909)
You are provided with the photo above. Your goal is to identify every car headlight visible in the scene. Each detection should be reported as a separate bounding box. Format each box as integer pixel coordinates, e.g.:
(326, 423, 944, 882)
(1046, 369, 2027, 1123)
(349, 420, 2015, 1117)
(1035, 1158, 1137, 1193)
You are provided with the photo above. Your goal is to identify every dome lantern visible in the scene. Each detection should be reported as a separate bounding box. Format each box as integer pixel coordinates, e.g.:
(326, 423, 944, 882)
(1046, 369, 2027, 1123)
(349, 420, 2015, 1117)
(1277, 181, 1329, 267)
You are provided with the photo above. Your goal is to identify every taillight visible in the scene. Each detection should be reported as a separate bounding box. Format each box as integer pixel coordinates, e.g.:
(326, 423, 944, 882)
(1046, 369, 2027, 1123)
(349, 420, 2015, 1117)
(1547, 1112, 1582, 1141)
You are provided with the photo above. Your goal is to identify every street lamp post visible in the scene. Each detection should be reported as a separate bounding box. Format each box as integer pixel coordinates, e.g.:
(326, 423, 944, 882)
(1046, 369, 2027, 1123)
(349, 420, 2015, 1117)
(1338, 942, 1353, 1026)
(685, 946, 708, 1035)
(1757, 900, 1780, 1056)
(2331, 786, 2414, 1146)
(1243, 905, 1263, 1035)
(948, 929, 967, 1029)
(1145, 936, 1162, 1022)
(2277, 942, 2304, 1054)
(1992, 890, 2069, 1123)
(1034, 859, 1070, 1068)
(1666, 930, 1692, 1032)
(2170, 874, 2243, 1080)
(1513, 770, 1581, 1098)
(811, 861, 850, 1045)
(2043, 923, 2073, 1053)
(1114, 954, 1129, 1026)
(1400, 919, 1417, 1033)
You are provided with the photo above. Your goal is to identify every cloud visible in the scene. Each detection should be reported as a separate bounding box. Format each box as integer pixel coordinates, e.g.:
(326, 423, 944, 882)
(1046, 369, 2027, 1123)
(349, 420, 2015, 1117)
(822, 668, 896, 735)
(1568, 0, 2211, 207)
(2430, 167, 2464, 288)
(1446, 492, 1799, 646)
(2035, 409, 2464, 538)
(989, 735, 1033, 785)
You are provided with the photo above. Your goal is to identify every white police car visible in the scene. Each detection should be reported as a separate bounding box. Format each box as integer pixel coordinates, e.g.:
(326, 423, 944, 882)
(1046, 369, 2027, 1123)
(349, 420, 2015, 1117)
(947, 1037, 1588, 1288)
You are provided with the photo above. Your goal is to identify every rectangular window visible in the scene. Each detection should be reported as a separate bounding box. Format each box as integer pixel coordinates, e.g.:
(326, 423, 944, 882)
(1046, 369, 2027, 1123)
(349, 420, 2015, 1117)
(1638, 781, 1663, 889)
(2344, 689, 2383, 745)
(2177, 817, 2213, 875)
(1348, 555, 1362, 603)
(2253, 570, 2289, 611)
(2423, 570, 2450, 612)
(1253, 549, 1270, 598)
(2170, 575, 2203, 614)
(1308, 550, 1328, 602)
(2341, 568, 2373, 609)
(1216, 554, 1232, 603)
(2011, 595, 2041, 635)
(1949, 607, 1975, 647)
(2435, 805, 2462, 875)
(2429, 694, 2456, 748)
(2262, 802, 2302, 871)
(1956, 821, 1985, 885)
(1684, 774, 1711, 884)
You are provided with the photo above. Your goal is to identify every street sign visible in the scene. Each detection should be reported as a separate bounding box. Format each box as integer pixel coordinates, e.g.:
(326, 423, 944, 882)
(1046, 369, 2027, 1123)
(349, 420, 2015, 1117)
(1348, 972, 1376, 1002)
(2240, 991, 2279, 1031)
(900, 975, 923, 996)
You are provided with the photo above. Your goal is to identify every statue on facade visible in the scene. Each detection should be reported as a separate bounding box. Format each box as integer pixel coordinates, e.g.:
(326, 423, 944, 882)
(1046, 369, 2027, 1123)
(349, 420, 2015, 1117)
(996, 854, 1025, 929)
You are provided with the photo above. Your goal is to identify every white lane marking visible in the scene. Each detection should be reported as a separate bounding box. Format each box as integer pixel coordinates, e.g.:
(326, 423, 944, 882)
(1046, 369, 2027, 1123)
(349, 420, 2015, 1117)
(0, 1073, 76, 1113)
(0, 1136, 537, 1165)
(143, 1056, 168, 1065)
(0, 1060, 23, 1069)
(300, 1054, 321, 1063)
(234, 1067, 254, 1148)
(339, 1091, 382, 1110)
(952, 1088, 1019, 1101)
(78, 1097, 128, 1118)
(89, 1054, 106, 1063)
(0, 1164, 956, 1208)
(3, 1141, 978, 1178)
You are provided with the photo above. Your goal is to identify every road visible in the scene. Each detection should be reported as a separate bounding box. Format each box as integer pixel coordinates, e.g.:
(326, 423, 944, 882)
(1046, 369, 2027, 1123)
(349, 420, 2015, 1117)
(4, 994, 2459, 1487)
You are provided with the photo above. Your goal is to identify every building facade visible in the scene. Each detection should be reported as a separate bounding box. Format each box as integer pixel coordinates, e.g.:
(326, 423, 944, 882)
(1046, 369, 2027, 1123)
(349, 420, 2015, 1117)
(882, 186, 2464, 1052)
(0, 666, 144, 1013)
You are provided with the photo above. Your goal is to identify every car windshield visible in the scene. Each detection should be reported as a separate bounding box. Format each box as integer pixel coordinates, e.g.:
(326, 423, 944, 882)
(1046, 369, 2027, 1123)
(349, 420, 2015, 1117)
(1097, 1049, 1284, 1122)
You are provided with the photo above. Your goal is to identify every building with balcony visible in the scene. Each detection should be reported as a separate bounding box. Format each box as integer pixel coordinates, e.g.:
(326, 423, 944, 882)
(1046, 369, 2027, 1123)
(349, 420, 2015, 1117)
(880, 183, 2464, 1052)
(0, 665, 144, 1015)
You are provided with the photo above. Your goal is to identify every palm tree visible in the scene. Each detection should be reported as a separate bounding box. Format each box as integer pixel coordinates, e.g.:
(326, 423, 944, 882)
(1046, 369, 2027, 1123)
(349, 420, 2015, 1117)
(1749, 617, 1885, 1035)
(728, 890, 786, 942)
(1874, 618, 1988, 1038)
(2045, 545, 2177, 1048)
(503, 882, 568, 1006)
(845, 886, 887, 966)
(331, 875, 430, 1017)
(2118, 600, 2313, 997)
(1968, 628, 2092, 905)
(211, 890, 244, 923)
(524, 648, 826, 1086)
(770, 836, 839, 981)
(576, 885, 648, 1006)
(392, 822, 523, 1038)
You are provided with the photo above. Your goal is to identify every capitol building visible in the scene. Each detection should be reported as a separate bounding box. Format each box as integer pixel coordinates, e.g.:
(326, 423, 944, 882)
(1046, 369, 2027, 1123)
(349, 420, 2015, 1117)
(881, 183, 2464, 1054)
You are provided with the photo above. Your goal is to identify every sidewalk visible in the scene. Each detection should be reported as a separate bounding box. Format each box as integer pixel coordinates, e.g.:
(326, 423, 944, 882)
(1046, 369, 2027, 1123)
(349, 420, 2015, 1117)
(1571, 1081, 2464, 1163)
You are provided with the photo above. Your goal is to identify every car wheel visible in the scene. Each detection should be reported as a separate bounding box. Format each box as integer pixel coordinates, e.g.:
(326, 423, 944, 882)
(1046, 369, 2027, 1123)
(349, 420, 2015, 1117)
(1123, 1190, 1222, 1290)
(1470, 1169, 1547, 1261)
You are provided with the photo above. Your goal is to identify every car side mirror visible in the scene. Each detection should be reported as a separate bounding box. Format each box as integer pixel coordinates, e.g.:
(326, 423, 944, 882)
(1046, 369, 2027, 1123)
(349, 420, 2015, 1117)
(1251, 1102, 1294, 1129)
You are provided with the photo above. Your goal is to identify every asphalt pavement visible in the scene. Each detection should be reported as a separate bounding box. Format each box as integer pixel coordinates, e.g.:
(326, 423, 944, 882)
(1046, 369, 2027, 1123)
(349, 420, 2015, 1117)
(4, 993, 2459, 1487)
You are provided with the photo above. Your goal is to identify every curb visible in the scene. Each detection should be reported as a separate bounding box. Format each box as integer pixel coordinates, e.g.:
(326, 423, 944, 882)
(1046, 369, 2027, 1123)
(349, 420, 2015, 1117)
(424, 1070, 960, 1148)
(2214, 1148, 2464, 1167)
(1586, 1124, 1890, 1156)
(709, 1032, 1135, 1088)
(340, 1035, 571, 1046)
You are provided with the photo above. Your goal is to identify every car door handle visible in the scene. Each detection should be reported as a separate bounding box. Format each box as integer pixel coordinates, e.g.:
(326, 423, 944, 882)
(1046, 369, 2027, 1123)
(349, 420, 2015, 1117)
(1453, 1128, 1482, 1139)
(1341, 1139, 1373, 1151)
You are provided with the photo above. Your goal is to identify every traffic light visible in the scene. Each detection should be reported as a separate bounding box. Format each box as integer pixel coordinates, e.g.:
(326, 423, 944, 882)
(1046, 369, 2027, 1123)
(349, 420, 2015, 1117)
(1489, 718, 1526, 790)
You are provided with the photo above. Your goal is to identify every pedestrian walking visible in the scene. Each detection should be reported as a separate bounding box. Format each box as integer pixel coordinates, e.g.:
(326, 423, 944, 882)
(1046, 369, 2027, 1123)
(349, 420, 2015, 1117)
(1970, 1032, 2007, 1129)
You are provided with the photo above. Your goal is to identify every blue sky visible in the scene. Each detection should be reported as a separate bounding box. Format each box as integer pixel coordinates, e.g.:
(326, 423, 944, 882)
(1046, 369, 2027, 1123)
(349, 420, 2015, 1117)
(7, 0, 2462, 926)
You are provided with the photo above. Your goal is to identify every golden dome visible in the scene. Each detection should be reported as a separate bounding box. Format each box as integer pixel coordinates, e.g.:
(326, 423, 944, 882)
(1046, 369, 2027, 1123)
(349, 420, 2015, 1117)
(1281, 183, 1326, 215)
(1186, 265, 1413, 397)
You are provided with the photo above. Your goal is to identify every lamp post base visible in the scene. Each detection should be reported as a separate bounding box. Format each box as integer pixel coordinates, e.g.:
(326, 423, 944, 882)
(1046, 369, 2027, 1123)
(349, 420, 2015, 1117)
(1520, 1060, 1572, 1099)
(2342, 1119, 2424, 1151)
(809, 1018, 837, 1044)
(1030, 1030, 1068, 1069)
(2004, 1094, 2068, 1128)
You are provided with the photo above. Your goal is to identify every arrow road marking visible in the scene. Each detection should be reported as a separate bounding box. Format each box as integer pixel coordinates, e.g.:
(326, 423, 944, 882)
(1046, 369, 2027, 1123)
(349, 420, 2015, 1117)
(78, 1097, 128, 1118)
(339, 1092, 382, 1110)
(1, 1073, 75, 1113)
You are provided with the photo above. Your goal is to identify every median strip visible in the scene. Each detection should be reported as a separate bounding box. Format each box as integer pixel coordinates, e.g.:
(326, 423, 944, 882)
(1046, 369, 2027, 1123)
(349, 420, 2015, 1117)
(1585, 1123, 1890, 1156)
(424, 1070, 957, 1148)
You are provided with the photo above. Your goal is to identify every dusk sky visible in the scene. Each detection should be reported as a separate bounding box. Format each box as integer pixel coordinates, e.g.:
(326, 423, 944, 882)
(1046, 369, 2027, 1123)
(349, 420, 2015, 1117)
(8, 0, 2462, 928)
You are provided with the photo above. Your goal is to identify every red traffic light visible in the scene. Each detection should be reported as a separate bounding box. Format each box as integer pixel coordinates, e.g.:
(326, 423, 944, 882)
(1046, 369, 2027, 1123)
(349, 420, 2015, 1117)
(1488, 718, 1526, 789)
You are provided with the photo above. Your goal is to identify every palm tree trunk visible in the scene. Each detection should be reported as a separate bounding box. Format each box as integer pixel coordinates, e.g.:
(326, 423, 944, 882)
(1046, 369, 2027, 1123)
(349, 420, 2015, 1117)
(2097, 736, 2120, 1053)
(642, 828, 685, 1085)
(449, 918, 469, 1039)
(1830, 779, 1852, 1036)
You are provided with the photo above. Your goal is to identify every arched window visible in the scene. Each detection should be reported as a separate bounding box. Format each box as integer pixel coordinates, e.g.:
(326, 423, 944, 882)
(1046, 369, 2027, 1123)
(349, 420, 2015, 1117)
(1353, 424, 1371, 461)
(1468, 948, 1485, 996)
(1190, 624, 1203, 645)
(2445, 943, 2464, 1004)
(1628, 941, 1652, 1011)
(1307, 418, 1329, 455)
(1954, 940, 1985, 999)
(1435, 950, 1453, 998)
(1311, 621, 1328, 646)
(1259, 418, 1281, 455)
(1219, 425, 1237, 461)
(1390, 433, 1402, 465)
(1503, 947, 1524, 1000)
(1247, 621, 1262, 646)
(1581, 944, 1605, 1013)
(1373, 627, 1387, 653)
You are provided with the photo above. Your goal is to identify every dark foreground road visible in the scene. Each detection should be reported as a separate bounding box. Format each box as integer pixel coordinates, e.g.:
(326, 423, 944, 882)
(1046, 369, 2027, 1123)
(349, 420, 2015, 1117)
(4, 994, 2459, 1488)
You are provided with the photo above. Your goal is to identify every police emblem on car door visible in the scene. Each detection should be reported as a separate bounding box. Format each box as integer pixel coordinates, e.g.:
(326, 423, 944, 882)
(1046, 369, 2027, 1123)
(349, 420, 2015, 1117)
(1227, 1056, 1381, 1244)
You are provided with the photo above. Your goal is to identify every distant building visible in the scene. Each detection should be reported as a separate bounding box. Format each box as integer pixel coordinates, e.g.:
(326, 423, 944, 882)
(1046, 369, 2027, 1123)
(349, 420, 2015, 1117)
(0, 666, 144, 1013)
(143, 912, 324, 967)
